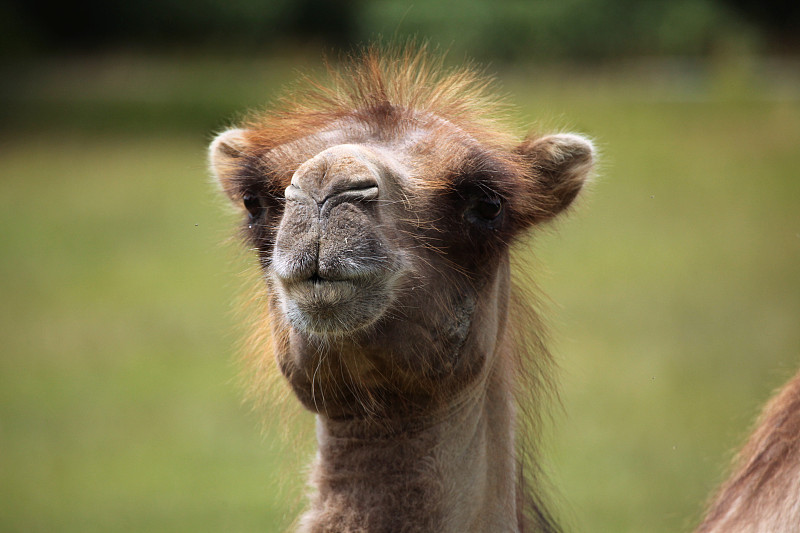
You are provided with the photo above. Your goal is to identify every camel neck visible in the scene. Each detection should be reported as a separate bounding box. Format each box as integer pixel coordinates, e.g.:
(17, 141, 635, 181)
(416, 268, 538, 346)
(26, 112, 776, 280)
(297, 365, 518, 533)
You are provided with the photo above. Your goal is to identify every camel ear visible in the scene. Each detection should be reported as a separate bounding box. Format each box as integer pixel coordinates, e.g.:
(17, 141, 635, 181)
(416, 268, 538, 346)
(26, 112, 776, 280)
(209, 128, 251, 202)
(515, 133, 595, 224)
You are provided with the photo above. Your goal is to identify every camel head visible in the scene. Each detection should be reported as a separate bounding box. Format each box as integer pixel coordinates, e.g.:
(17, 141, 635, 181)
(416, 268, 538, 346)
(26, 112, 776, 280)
(209, 50, 594, 421)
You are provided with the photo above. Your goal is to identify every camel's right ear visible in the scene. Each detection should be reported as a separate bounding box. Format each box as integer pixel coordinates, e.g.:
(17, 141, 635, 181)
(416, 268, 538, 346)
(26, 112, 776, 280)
(209, 128, 251, 202)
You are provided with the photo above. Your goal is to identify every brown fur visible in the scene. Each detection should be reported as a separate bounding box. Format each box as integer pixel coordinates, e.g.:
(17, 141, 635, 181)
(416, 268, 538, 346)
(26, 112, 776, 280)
(211, 45, 590, 532)
(697, 369, 800, 533)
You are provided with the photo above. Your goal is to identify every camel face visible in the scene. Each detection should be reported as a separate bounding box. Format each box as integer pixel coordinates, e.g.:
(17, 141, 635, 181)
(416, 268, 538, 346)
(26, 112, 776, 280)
(267, 130, 517, 338)
(209, 53, 593, 419)
(212, 122, 529, 415)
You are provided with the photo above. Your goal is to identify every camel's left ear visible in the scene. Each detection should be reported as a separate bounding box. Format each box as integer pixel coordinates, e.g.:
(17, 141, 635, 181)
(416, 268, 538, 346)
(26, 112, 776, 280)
(514, 133, 595, 224)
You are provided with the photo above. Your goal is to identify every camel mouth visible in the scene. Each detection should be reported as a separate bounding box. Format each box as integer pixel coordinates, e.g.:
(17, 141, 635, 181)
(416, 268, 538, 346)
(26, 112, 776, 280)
(277, 274, 395, 335)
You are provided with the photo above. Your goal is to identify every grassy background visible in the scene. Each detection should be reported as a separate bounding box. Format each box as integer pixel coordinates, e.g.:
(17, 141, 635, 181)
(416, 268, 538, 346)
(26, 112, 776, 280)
(1, 55, 798, 532)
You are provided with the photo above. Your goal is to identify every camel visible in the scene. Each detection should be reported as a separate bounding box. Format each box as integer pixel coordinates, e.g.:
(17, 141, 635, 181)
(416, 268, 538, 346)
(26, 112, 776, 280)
(208, 46, 800, 532)
(696, 369, 800, 532)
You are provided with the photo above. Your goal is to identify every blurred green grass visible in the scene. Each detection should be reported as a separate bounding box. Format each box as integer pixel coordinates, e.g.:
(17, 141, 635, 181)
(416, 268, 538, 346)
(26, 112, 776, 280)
(1, 55, 798, 532)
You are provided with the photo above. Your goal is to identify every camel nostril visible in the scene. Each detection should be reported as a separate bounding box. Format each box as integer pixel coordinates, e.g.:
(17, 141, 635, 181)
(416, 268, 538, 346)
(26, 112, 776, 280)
(289, 145, 383, 205)
(321, 184, 379, 207)
(284, 184, 313, 204)
(286, 179, 380, 208)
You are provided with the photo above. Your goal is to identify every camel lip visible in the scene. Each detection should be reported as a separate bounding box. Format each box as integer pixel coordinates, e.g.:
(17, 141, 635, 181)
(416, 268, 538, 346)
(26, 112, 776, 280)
(279, 276, 364, 304)
(276, 271, 396, 336)
(282, 283, 386, 336)
(276, 268, 386, 288)
(280, 275, 361, 289)
(304, 272, 362, 285)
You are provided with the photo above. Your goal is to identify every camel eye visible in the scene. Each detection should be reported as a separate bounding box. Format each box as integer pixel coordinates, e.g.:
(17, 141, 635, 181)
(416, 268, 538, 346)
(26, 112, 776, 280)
(473, 197, 502, 221)
(242, 192, 264, 219)
(466, 194, 503, 226)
